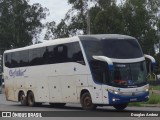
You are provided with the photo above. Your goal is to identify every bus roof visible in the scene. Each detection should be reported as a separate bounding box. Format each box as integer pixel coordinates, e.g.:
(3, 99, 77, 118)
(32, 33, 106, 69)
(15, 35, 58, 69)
(79, 34, 135, 41)
(4, 36, 79, 53)
(4, 34, 135, 53)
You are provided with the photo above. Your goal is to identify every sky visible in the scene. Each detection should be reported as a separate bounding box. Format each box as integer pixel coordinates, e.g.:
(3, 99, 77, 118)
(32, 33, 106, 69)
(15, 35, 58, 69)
(29, 0, 71, 41)
(29, 0, 71, 24)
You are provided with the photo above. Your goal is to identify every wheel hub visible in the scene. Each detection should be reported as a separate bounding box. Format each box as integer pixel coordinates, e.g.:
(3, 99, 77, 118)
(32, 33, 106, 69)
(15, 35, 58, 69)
(84, 96, 91, 106)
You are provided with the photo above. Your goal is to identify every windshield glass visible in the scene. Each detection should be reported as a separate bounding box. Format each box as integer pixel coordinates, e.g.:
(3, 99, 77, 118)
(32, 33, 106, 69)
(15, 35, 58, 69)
(110, 61, 147, 87)
(81, 39, 143, 59)
(101, 39, 143, 59)
(81, 39, 147, 87)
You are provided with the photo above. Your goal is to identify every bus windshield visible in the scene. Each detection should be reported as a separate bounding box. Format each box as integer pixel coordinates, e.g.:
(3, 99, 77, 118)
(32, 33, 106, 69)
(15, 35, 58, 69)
(101, 39, 143, 59)
(81, 39, 143, 60)
(111, 61, 147, 87)
(81, 39, 147, 87)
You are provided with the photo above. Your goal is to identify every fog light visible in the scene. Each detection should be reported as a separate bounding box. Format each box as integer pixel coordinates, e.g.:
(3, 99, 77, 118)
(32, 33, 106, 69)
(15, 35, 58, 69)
(112, 98, 120, 102)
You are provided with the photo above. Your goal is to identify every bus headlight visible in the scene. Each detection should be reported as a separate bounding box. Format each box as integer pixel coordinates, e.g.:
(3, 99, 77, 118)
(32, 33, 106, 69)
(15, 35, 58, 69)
(114, 91, 119, 94)
(107, 89, 123, 95)
(143, 85, 149, 92)
(108, 89, 120, 95)
(145, 89, 149, 92)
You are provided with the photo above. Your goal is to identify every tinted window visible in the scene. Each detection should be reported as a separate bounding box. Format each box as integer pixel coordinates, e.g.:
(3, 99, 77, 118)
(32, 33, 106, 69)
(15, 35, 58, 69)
(68, 42, 85, 65)
(81, 40, 103, 61)
(102, 39, 143, 59)
(29, 48, 40, 66)
(19, 50, 29, 67)
(53, 44, 70, 63)
(46, 42, 85, 65)
(82, 39, 143, 60)
(4, 42, 85, 68)
(90, 60, 109, 84)
(5, 53, 11, 68)
(39, 47, 46, 65)
(11, 52, 20, 68)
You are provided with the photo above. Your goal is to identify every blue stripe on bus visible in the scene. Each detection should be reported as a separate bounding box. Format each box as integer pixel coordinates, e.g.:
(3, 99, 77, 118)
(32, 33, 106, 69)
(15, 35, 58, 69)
(108, 91, 149, 105)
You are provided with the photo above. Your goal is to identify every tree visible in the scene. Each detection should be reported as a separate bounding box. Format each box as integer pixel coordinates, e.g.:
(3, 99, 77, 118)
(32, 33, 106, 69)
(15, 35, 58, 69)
(64, 0, 125, 35)
(44, 0, 89, 39)
(0, 0, 48, 52)
(44, 21, 57, 40)
(66, 0, 89, 35)
(121, 0, 159, 55)
(92, 0, 125, 34)
(44, 19, 69, 40)
(44, 0, 160, 56)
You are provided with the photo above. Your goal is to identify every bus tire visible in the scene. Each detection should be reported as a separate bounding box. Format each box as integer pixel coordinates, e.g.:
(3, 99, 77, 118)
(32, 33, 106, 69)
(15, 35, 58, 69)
(27, 91, 36, 107)
(35, 102, 42, 107)
(19, 92, 27, 106)
(113, 103, 128, 111)
(49, 103, 66, 108)
(80, 92, 96, 110)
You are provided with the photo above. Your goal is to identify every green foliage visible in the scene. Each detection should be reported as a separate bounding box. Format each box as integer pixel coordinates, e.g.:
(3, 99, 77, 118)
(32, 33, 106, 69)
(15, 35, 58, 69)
(93, 1, 124, 34)
(154, 53, 160, 74)
(0, 0, 48, 52)
(146, 94, 160, 104)
(44, 0, 160, 56)
(129, 91, 160, 106)
(150, 85, 160, 90)
(129, 102, 142, 107)
(44, 21, 57, 40)
(44, 0, 89, 38)
(67, 0, 88, 35)
(121, 0, 159, 55)
(44, 20, 69, 40)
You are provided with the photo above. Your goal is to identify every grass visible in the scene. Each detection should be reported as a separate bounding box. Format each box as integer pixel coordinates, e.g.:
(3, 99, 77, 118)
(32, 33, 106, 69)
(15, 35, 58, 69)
(146, 94, 160, 104)
(128, 102, 142, 107)
(150, 86, 160, 91)
(129, 91, 160, 106)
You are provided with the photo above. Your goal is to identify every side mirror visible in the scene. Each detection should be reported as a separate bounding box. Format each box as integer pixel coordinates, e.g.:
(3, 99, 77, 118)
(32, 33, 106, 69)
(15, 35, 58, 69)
(144, 54, 156, 72)
(92, 56, 113, 70)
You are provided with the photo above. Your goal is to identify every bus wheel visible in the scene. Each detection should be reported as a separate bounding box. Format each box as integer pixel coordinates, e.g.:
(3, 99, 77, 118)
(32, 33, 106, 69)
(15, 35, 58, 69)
(27, 92, 36, 107)
(80, 92, 96, 110)
(19, 92, 27, 106)
(35, 102, 42, 107)
(113, 103, 128, 111)
(49, 103, 66, 108)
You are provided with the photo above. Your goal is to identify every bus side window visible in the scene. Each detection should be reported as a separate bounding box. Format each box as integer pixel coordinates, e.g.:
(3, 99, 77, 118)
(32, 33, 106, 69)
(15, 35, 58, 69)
(5, 54, 11, 68)
(42, 47, 50, 64)
(69, 42, 85, 65)
(19, 50, 29, 67)
(54, 44, 70, 63)
(11, 52, 20, 68)
(90, 60, 109, 84)
(72, 51, 84, 63)
(29, 49, 40, 66)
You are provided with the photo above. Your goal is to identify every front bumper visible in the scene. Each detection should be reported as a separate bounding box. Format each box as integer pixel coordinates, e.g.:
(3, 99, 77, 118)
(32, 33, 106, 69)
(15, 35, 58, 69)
(108, 91, 149, 105)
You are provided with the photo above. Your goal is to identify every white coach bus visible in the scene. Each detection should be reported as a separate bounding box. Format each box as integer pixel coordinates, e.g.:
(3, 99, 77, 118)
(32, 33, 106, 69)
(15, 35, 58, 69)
(3, 34, 155, 110)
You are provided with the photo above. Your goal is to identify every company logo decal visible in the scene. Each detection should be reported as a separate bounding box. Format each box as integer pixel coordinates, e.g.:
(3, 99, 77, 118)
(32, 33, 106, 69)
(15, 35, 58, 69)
(9, 69, 27, 78)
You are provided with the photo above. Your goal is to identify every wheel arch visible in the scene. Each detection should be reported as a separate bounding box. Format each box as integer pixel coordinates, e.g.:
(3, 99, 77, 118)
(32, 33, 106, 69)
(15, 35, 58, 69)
(80, 89, 92, 99)
(27, 90, 33, 96)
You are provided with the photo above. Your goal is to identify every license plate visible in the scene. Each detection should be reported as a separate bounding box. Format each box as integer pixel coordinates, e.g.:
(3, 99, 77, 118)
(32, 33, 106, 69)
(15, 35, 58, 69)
(130, 98, 137, 102)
